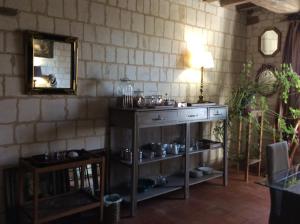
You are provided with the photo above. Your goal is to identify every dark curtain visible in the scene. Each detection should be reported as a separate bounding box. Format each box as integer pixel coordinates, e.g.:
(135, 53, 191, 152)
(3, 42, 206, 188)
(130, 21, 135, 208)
(283, 20, 300, 108)
(283, 20, 300, 74)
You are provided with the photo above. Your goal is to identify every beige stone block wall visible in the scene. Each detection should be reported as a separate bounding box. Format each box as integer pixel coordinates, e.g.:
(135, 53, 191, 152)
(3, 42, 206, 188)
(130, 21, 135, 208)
(0, 0, 247, 220)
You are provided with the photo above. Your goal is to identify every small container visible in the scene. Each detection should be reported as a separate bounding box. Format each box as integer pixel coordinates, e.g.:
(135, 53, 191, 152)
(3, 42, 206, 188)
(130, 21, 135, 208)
(67, 151, 79, 158)
(197, 166, 213, 175)
(189, 170, 204, 178)
(126, 151, 132, 163)
(162, 144, 168, 151)
(152, 143, 166, 158)
(167, 144, 173, 154)
(163, 93, 170, 106)
(117, 78, 133, 108)
(133, 90, 145, 108)
(142, 150, 155, 159)
(156, 176, 168, 186)
(179, 144, 185, 153)
(121, 148, 132, 164)
(144, 96, 155, 107)
(150, 143, 156, 151)
(152, 95, 163, 105)
(150, 151, 155, 158)
(161, 144, 168, 157)
(168, 144, 179, 155)
(139, 150, 143, 162)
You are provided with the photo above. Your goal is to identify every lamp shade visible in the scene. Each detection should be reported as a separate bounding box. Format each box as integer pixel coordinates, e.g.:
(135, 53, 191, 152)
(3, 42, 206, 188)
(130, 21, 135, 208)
(201, 51, 214, 69)
(190, 50, 215, 69)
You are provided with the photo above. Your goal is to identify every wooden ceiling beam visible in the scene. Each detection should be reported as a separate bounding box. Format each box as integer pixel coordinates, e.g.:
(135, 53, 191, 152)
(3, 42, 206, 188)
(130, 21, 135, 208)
(236, 3, 259, 12)
(220, 0, 251, 7)
(202, 0, 218, 2)
(251, 0, 300, 14)
(246, 16, 259, 25)
(220, 0, 299, 13)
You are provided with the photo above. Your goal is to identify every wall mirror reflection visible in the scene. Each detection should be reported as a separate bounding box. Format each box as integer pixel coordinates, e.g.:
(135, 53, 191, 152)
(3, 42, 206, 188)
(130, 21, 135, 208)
(25, 31, 78, 94)
(258, 27, 281, 57)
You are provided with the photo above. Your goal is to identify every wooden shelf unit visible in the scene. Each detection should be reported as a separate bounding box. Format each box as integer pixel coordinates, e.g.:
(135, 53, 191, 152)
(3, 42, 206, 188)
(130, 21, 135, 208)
(19, 154, 105, 224)
(109, 106, 228, 216)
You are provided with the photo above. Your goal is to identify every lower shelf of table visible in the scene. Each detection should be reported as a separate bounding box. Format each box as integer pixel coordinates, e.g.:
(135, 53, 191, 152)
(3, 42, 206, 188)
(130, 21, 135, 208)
(170, 171, 223, 187)
(122, 170, 223, 203)
(22, 190, 101, 224)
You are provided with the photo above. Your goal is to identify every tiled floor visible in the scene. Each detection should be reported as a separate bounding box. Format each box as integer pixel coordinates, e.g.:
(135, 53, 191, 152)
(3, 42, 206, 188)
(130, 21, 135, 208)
(119, 172, 270, 224)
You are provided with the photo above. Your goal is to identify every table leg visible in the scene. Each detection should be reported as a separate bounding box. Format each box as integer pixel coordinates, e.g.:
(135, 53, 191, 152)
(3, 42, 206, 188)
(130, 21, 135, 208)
(33, 171, 39, 224)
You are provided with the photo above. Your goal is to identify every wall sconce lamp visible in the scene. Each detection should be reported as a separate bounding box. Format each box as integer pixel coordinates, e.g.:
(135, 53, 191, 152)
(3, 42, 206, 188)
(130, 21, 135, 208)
(197, 51, 214, 103)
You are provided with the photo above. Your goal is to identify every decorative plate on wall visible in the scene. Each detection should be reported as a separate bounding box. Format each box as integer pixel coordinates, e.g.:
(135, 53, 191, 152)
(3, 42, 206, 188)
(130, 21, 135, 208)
(256, 64, 278, 96)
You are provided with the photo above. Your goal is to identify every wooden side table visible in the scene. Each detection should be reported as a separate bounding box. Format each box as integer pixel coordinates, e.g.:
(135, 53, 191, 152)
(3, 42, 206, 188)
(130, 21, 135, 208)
(18, 152, 105, 224)
(110, 106, 228, 216)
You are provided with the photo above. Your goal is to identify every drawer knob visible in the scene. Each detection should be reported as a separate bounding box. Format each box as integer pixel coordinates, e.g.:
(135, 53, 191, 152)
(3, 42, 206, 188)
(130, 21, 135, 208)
(188, 114, 198, 118)
(213, 110, 221, 116)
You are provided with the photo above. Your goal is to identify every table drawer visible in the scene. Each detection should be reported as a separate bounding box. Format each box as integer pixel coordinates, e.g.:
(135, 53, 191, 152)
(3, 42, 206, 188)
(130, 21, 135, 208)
(209, 107, 227, 119)
(179, 108, 207, 121)
(137, 111, 178, 126)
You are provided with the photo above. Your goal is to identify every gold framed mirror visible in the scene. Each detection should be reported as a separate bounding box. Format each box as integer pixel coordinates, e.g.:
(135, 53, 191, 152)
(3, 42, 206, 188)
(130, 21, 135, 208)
(258, 27, 281, 57)
(25, 31, 78, 95)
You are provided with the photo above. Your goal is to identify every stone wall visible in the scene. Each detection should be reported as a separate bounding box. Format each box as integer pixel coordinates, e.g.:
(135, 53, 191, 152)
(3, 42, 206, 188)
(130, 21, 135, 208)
(246, 9, 289, 148)
(0, 0, 247, 221)
(246, 9, 288, 70)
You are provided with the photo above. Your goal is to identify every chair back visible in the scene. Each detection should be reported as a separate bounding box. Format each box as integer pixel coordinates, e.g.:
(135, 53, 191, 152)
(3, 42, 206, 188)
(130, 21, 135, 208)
(266, 141, 290, 224)
(266, 141, 289, 180)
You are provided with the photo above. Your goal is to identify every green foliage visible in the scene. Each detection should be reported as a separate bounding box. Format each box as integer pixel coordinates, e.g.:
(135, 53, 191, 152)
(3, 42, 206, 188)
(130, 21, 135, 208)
(226, 62, 271, 120)
(290, 107, 300, 119)
(273, 64, 300, 142)
(214, 62, 300, 161)
(227, 62, 258, 118)
(213, 120, 223, 142)
(215, 62, 268, 134)
(284, 175, 300, 188)
(275, 64, 300, 104)
(278, 117, 294, 136)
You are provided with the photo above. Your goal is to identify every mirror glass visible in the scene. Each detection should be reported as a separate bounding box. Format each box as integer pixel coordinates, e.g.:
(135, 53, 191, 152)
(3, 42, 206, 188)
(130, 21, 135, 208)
(25, 31, 78, 95)
(33, 40, 71, 88)
(259, 28, 281, 57)
(256, 64, 277, 96)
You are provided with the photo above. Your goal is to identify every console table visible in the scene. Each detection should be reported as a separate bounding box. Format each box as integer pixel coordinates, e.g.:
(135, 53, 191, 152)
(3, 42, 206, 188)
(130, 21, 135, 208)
(109, 105, 228, 216)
